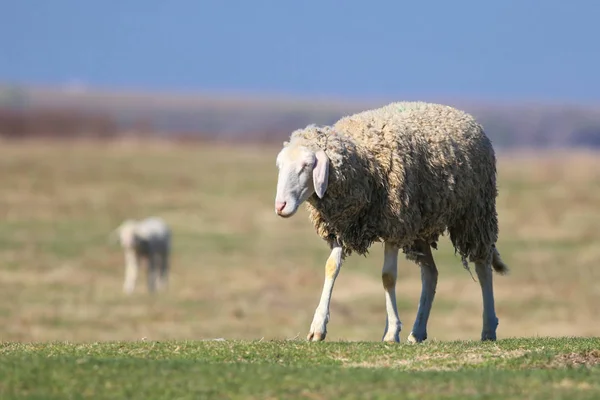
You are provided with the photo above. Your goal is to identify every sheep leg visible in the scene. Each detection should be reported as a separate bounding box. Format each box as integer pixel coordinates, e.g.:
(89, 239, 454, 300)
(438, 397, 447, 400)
(123, 250, 139, 294)
(381, 243, 402, 342)
(147, 253, 159, 293)
(475, 259, 498, 341)
(407, 240, 438, 343)
(307, 242, 344, 342)
(157, 249, 170, 291)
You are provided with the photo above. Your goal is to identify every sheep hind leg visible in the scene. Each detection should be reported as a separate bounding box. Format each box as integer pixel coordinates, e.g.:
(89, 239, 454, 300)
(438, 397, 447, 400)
(307, 241, 344, 341)
(380, 242, 402, 342)
(475, 257, 499, 341)
(156, 248, 170, 291)
(147, 253, 159, 294)
(407, 240, 438, 344)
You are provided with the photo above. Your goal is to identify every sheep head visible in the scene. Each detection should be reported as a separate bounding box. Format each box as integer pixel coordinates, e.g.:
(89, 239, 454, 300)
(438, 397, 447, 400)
(275, 142, 330, 218)
(113, 220, 139, 249)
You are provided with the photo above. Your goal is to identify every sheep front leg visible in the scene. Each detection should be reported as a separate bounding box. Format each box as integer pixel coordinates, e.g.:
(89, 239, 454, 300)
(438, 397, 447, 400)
(407, 240, 438, 343)
(123, 250, 139, 294)
(307, 242, 343, 342)
(475, 259, 498, 341)
(381, 243, 402, 342)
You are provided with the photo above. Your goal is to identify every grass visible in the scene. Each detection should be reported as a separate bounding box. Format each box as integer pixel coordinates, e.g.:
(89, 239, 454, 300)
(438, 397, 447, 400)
(1, 337, 600, 399)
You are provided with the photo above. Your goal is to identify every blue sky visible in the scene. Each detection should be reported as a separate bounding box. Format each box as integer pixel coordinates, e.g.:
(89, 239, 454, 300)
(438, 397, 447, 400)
(1, 0, 599, 102)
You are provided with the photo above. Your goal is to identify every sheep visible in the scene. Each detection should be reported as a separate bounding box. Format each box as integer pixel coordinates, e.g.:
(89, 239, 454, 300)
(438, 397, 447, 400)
(274, 101, 509, 343)
(111, 217, 171, 294)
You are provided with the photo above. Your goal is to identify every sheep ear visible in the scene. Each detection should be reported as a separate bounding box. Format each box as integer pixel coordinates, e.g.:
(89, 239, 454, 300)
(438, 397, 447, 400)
(312, 149, 329, 199)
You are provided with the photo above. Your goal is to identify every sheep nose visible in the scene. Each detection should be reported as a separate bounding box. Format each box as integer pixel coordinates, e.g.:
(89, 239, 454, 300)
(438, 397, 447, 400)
(275, 201, 287, 213)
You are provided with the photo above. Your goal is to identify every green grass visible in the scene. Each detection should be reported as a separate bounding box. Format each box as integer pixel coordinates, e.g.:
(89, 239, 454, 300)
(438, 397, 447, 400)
(1, 338, 599, 399)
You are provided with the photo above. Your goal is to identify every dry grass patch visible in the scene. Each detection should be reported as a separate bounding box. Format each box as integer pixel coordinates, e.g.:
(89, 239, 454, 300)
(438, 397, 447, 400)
(552, 350, 600, 369)
(343, 347, 530, 371)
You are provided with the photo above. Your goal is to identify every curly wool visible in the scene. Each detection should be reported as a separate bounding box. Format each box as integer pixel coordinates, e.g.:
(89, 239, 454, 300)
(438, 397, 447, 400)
(285, 101, 501, 265)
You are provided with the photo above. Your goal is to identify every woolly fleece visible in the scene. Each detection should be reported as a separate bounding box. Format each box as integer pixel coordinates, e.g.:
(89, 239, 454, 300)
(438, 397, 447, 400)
(283, 101, 507, 271)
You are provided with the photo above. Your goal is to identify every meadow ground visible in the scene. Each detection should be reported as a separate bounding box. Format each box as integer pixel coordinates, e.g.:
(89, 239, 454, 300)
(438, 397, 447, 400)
(1, 338, 600, 399)
(0, 140, 599, 397)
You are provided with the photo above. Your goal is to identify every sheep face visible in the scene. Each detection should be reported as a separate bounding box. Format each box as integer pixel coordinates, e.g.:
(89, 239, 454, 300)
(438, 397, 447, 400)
(275, 144, 329, 218)
(117, 221, 138, 249)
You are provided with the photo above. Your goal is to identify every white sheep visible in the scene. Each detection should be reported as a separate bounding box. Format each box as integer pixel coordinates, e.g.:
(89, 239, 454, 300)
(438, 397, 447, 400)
(111, 217, 171, 294)
(274, 101, 508, 343)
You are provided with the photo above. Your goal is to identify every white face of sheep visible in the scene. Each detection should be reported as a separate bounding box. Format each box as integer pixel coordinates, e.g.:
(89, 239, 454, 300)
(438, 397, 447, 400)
(116, 222, 138, 249)
(275, 145, 330, 218)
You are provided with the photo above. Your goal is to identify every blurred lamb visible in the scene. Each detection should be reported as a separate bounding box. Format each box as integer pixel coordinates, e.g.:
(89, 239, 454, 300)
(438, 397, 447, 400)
(112, 217, 171, 294)
(274, 101, 509, 343)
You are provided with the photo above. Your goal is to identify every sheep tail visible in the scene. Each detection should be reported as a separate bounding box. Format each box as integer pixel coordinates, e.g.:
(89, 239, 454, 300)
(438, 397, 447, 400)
(491, 246, 509, 275)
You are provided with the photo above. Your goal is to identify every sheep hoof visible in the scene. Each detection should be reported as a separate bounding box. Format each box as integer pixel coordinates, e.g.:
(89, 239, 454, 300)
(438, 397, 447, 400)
(307, 314, 328, 341)
(407, 332, 427, 344)
(307, 330, 327, 342)
(381, 334, 400, 343)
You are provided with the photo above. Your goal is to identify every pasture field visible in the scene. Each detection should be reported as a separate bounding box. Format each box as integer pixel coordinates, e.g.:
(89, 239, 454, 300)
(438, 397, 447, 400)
(1, 139, 599, 398)
(1, 140, 599, 343)
(1, 338, 600, 399)
(0, 140, 600, 342)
